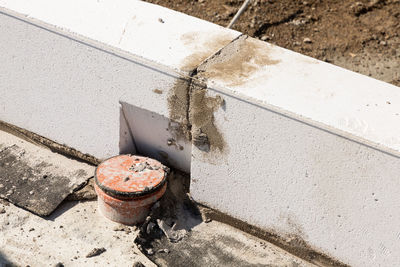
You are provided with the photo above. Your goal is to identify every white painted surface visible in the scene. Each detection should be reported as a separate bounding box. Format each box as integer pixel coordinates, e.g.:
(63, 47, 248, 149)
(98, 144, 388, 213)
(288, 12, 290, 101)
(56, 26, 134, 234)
(200, 37, 400, 155)
(121, 102, 192, 173)
(191, 37, 400, 267)
(0, 2, 239, 171)
(0, 0, 239, 73)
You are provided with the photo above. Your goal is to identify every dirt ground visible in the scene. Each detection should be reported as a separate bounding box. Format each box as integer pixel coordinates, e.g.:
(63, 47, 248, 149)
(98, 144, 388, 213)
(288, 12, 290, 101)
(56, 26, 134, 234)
(145, 0, 400, 86)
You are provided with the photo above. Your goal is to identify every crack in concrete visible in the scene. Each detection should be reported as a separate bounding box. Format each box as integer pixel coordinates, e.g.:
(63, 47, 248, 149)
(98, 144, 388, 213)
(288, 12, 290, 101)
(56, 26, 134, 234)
(167, 34, 245, 154)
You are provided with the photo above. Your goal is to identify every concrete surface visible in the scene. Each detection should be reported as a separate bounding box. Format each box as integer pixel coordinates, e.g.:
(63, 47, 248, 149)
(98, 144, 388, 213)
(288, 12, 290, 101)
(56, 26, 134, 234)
(0, 200, 155, 267)
(0, 198, 313, 267)
(0, 134, 313, 267)
(149, 219, 314, 267)
(0, 130, 94, 216)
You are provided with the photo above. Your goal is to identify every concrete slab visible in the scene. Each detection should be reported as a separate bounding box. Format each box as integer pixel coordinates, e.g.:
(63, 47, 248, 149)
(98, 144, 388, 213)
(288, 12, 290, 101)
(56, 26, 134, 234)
(147, 220, 314, 267)
(0, 200, 155, 267)
(0, 130, 94, 216)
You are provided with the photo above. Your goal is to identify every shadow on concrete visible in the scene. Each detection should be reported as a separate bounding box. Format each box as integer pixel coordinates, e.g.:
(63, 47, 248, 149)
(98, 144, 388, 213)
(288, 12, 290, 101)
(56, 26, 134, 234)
(0, 251, 17, 267)
(135, 169, 203, 251)
(44, 200, 80, 222)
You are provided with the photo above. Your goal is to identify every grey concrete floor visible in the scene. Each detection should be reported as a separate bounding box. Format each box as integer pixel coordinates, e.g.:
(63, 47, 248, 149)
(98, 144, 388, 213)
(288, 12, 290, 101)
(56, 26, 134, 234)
(0, 129, 314, 267)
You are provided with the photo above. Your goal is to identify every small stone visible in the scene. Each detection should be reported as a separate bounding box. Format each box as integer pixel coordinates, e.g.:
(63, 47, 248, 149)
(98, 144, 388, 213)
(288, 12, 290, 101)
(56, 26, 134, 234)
(29, 228, 35, 232)
(0, 184, 4, 189)
(380, 41, 387, 46)
(158, 18, 164, 23)
(303, 37, 312, 43)
(86, 247, 106, 258)
(157, 248, 170, 254)
(124, 177, 130, 182)
(54, 263, 64, 267)
(29, 191, 34, 195)
(0, 207, 5, 214)
(146, 248, 154, 255)
(113, 225, 125, 231)
(146, 222, 156, 234)
(205, 218, 212, 223)
(133, 262, 145, 267)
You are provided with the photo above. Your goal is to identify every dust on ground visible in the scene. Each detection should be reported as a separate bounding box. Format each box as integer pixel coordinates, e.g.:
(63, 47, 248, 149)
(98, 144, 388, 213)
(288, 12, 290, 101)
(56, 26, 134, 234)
(145, 0, 400, 86)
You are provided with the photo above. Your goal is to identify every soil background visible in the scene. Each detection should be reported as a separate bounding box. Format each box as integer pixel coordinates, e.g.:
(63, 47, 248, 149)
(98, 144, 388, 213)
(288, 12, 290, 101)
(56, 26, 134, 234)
(145, 0, 400, 86)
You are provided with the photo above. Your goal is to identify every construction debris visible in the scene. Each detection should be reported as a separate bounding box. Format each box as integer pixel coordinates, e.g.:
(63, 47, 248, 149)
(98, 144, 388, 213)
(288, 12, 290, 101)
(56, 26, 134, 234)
(85, 247, 106, 258)
(0, 130, 94, 216)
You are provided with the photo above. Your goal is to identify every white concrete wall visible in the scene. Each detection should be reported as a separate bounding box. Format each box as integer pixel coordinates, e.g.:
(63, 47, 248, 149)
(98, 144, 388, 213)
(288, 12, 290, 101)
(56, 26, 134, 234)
(190, 36, 400, 267)
(1, 1, 400, 266)
(0, 1, 240, 172)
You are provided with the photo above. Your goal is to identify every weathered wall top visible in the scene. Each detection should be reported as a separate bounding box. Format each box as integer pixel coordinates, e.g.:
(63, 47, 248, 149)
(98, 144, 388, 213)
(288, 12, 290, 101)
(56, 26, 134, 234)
(197, 35, 400, 156)
(0, 0, 240, 74)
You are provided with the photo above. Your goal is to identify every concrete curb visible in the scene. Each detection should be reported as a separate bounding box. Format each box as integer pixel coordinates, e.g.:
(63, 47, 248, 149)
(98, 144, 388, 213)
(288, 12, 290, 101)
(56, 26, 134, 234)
(1, 1, 399, 266)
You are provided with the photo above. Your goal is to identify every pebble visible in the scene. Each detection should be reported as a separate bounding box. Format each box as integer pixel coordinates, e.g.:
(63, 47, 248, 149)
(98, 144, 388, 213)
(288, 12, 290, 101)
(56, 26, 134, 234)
(86, 247, 106, 258)
(303, 37, 312, 43)
(133, 262, 145, 267)
(158, 248, 170, 254)
(0, 207, 5, 214)
(146, 248, 154, 255)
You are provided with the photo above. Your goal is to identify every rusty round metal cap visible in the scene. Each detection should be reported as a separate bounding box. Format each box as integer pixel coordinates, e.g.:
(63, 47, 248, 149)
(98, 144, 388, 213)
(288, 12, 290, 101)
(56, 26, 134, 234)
(94, 155, 168, 198)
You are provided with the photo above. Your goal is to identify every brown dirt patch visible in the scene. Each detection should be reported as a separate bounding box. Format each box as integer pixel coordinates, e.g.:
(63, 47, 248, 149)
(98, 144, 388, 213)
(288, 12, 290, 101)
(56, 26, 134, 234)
(145, 0, 400, 86)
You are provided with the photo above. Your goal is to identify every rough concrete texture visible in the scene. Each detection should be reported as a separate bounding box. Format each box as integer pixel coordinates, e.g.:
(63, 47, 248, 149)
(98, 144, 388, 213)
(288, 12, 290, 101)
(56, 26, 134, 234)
(149, 220, 313, 267)
(0, 200, 155, 267)
(0, 130, 94, 216)
(190, 37, 400, 266)
(134, 169, 313, 267)
(0, 1, 240, 172)
(0, 144, 312, 267)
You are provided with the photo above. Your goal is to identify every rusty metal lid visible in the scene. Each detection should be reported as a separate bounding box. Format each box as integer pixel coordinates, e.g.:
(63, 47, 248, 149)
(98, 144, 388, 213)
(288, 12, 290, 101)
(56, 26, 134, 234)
(94, 155, 168, 198)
